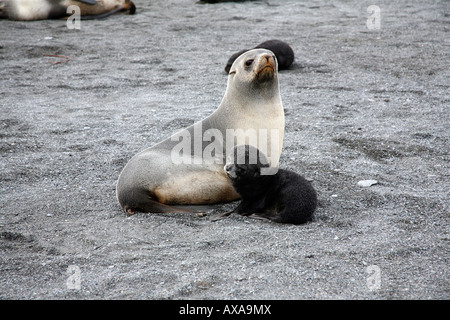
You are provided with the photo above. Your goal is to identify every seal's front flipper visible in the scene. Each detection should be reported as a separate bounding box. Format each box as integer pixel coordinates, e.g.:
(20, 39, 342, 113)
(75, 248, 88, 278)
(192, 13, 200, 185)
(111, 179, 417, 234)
(171, 204, 219, 214)
(248, 213, 281, 223)
(210, 210, 234, 222)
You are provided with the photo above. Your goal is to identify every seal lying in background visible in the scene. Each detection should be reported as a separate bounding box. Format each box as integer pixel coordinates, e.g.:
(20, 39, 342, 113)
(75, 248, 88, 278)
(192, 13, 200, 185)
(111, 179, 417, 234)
(224, 39, 294, 73)
(116, 49, 285, 215)
(213, 145, 317, 225)
(0, 0, 135, 20)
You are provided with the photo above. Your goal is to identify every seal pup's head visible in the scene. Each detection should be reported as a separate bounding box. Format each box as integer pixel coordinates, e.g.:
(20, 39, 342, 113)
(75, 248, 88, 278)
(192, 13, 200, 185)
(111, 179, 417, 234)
(224, 145, 277, 178)
(226, 49, 279, 98)
(224, 145, 277, 197)
(224, 145, 269, 177)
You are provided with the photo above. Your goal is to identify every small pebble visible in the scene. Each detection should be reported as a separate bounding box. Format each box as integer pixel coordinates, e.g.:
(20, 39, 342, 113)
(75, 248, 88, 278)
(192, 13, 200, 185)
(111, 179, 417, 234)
(357, 180, 378, 187)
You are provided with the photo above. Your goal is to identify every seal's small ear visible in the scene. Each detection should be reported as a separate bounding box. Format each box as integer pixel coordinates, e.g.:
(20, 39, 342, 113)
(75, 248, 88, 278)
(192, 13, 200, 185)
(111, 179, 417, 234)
(229, 69, 236, 75)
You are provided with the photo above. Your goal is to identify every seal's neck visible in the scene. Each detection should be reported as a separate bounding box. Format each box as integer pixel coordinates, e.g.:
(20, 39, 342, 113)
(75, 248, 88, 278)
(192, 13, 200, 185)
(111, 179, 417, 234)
(220, 78, 281, 111)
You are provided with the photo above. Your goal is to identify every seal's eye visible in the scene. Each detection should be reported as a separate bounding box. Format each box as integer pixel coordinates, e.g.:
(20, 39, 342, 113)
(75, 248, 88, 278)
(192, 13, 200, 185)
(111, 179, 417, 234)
(245, 59, 254, 67)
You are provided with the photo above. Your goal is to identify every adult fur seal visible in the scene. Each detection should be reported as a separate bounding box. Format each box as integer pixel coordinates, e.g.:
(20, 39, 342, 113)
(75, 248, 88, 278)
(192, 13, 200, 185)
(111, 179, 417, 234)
(116, 49, 285, 215)
(213, 145, 317, 224)
(0, 0, 135, 20)
(224, 39, 294, 73)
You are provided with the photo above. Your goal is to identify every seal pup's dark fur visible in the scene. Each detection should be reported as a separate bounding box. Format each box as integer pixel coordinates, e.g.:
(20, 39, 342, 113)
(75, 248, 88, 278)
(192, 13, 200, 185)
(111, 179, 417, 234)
(213, 145, 317, 224)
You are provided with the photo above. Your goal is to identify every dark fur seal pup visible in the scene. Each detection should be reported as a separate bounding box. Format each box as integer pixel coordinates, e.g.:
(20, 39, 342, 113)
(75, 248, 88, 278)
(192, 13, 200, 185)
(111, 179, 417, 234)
(214, 145, 317, 224)
(225, 39, 294, 73)
(0, 0, 135, 20)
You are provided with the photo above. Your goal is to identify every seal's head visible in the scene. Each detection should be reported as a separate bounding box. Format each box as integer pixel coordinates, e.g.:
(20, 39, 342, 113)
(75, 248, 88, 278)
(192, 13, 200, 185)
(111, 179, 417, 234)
(123, 0, 136, 14)
(227, 49, 279, 94)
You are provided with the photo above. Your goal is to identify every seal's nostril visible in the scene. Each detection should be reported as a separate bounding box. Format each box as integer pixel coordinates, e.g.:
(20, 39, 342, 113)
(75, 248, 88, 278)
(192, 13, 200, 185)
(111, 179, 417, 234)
(263, 54, 271, 62)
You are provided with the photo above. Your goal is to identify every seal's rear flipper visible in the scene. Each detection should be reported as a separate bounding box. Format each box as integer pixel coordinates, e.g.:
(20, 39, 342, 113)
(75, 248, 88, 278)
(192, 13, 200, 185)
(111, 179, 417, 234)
(80, 7, 119, 20)
(124, 200, 192, 216)
(77, 0, 98, 4)
(123, 199, 224, 216)
(120, 188, 192, 215)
